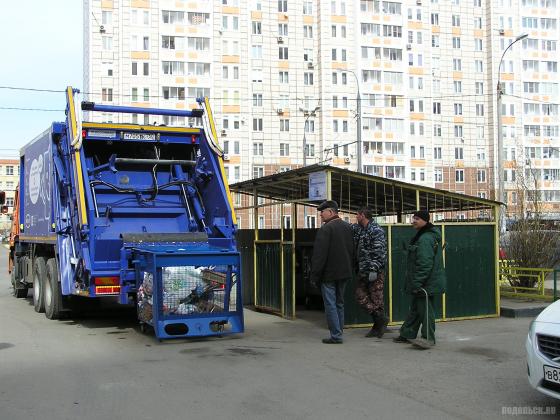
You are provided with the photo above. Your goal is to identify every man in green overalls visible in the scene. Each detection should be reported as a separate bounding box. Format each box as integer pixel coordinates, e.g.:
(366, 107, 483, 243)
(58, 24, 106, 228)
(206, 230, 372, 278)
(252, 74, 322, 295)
(394, 210, 446, 349)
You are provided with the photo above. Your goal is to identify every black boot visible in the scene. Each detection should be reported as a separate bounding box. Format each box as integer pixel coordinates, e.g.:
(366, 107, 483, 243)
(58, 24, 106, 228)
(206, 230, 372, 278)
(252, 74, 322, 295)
(365, 313, 378, 337)
(375, 314, 389, 338)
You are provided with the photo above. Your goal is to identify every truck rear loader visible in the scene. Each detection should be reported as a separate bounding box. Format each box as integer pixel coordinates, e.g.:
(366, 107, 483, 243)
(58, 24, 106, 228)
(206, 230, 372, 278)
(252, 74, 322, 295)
(9, 87, 243, 339)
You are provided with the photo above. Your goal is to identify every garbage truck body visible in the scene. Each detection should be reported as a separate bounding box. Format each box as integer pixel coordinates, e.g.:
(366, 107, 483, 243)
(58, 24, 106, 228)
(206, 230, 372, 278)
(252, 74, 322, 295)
(9, 87, 243, 339)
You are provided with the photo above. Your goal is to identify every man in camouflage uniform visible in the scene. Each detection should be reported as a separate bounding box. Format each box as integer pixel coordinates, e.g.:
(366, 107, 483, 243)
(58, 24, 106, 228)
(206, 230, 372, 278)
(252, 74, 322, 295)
(353, 207, 388, 338)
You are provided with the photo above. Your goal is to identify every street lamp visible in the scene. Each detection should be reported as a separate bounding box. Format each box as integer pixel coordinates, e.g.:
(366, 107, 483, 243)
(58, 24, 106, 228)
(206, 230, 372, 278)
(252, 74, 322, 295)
(338, 69, 362, 173)
(299, 105, 320, 167)
(497, 33, 528, 231)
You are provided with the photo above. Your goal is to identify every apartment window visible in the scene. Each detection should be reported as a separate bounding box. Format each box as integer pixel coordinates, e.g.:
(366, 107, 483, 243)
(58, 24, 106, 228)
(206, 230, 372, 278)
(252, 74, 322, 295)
(477, 170, 487, 183)
(453, 81, 462, 93)
(454, 103, 463, 115)
(304, 72, 314, 85)
(455, 147, 464, 160)
(253, 93, 263, 107)
(452, 15, 461, 26)
(452, 37, 461, 49)
(280, 119, 290, 132)
(280, 143, 290, 156)
(332, 25, 337, 37)
(102, 36, 112, 50)
(433, 147, 442, 159)
(278, 0, 288, 12)
(432, 35, 440, 47)
(253, 142, 264, 156)
(102, 11, 112, 25)
(431, 13, 439, 25)
(475, 60, 483, 73)
(252, 45, 263, 59)
(434, 169, 443, 182)
(477, 148, 486, 161)
(6, 166, 14, 176)
(303, 1, 313, 14)
(454, 125, 463, 138)
(278, 23, 288, 36)
(253, 118, 263, 131)
(305, 215, 316, 229)
(252, 21, 262, 34)
(475, 82, 484, 95)
(162, 61, 184, 75)
(305, 120, 315, 133)
(475, 38, 483, 51)
(433, 102, 441, 114)
(279, 47, 289, 59)
(474, 17, 482, 28)
(131, 88, 138, 102)
(304, 25, 313, 38)
(132, 62, 138, 76)
(253, 166, 264, 179)
(455, 169, 465, 183)
(162, 86, 185, 100)
(453, 58, 462, 71)
(162, 10, 186, 24)
(385, 166, 406, 179)
(143, 88, 149, 101)
(433, 125, 442, 137)
(279, 71, 289, 84)
(476, 104, 485, 116)
(102, 88, 113, 102)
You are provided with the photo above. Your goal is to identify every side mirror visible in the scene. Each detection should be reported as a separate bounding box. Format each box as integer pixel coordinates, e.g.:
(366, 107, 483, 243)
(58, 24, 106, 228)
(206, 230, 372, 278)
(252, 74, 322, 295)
(0, 191, 5, 205)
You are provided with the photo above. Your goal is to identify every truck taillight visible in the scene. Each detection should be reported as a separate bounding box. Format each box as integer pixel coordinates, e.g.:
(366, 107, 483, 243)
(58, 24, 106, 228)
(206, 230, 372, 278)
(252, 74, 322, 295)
(82, 129, 87, 139)
(95, 286, 121, 295)
(93, 276, 119, 286)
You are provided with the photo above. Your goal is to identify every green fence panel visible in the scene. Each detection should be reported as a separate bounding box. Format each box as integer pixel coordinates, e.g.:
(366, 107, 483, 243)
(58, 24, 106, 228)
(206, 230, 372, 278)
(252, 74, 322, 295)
(283, 244, 295, 318)
(444, 225, 497, 318)
(255, 242, 281, 313)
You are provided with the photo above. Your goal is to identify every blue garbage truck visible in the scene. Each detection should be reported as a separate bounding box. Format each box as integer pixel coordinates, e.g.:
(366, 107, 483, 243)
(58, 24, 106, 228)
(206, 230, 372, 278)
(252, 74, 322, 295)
(9, 87, 243, 339)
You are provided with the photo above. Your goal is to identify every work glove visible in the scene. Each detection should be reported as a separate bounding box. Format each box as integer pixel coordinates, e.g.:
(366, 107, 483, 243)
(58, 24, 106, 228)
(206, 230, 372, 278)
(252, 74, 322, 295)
(368, 271, 378, 282)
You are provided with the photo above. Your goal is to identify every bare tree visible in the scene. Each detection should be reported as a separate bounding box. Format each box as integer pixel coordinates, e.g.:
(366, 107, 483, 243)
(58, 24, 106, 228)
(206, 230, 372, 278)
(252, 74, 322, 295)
(502, 157, 560, 288)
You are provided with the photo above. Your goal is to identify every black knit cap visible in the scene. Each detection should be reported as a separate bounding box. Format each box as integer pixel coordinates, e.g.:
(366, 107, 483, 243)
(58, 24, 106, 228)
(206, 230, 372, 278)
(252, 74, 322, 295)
(317, 200, 339, 212)
(413, 210, 430, 222)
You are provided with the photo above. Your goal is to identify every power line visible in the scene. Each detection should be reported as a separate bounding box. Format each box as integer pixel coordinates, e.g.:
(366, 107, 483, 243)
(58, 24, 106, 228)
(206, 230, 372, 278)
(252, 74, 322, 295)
(0, 106, 62, 112)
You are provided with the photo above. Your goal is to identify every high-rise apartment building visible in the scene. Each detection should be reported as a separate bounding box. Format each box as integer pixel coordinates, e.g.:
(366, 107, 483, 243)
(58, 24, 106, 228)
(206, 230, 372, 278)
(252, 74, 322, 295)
(84, 0, 559, 223)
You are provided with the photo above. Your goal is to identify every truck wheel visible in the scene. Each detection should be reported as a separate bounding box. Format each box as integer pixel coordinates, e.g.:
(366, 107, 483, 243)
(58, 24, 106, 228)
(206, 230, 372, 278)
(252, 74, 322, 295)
(12, 271, 28, 298)
(33, 257, 47, 313)
(45, 258, 63, 320)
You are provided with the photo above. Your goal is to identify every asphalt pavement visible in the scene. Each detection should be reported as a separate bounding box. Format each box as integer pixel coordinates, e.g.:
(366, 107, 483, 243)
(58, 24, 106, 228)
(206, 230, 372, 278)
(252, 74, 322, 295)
(0, 246, 557, 420)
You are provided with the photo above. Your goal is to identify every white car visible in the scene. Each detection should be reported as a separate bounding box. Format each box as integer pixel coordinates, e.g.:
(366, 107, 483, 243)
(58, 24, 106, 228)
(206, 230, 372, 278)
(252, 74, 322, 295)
(526, 299, 560, 399)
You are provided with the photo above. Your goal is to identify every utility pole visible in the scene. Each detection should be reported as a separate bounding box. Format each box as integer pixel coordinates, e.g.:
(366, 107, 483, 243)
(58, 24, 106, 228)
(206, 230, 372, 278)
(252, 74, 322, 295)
(339, 69, 362, 173)
(497, 33, 528, 231)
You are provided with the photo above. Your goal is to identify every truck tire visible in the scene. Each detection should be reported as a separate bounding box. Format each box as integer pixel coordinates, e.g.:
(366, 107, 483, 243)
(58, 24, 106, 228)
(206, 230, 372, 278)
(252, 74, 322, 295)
(45, 258, 63, 320)
(33, 257, 47, 313)
(12, 271, 28, 298)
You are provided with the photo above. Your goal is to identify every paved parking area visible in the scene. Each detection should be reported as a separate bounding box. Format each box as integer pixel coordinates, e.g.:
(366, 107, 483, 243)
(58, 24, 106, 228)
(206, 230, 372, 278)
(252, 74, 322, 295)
(0, 244, 558, 419)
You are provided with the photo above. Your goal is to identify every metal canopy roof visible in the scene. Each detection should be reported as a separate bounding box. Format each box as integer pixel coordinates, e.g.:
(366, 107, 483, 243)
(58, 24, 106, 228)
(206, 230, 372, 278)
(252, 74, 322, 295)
(230, 164, 500, 217)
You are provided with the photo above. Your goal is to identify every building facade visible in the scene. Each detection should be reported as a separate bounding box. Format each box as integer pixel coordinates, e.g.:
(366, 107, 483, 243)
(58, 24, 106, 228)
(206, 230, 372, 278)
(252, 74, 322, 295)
(0, 159, 20, 234)
(84, 0, 559, 224)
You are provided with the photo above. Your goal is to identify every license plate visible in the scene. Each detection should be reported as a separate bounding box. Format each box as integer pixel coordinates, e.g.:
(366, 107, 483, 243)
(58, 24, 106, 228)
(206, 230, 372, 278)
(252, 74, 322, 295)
(123, 132, 156, 141)
(543, 365, 560, 384)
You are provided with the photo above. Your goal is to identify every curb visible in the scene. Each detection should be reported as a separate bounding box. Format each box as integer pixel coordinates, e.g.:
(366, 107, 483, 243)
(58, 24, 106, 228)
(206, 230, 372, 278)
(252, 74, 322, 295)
(500, 305, 549, 318)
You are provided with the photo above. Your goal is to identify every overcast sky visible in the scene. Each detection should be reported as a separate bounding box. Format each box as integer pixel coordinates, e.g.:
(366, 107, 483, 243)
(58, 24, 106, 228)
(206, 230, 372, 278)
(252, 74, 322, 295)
(0, 1, 83, 155)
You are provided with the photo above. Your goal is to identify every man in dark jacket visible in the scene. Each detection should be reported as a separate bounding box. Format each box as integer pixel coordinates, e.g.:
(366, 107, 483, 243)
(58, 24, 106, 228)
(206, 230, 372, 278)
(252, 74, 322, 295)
(353, 207, 388, 338)
(394, 210, 446, 349)
(310, 200, 355, 344)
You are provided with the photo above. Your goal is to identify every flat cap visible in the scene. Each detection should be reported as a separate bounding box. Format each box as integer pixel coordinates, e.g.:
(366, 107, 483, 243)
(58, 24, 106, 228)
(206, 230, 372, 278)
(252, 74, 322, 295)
(317, 200, 339, 212)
